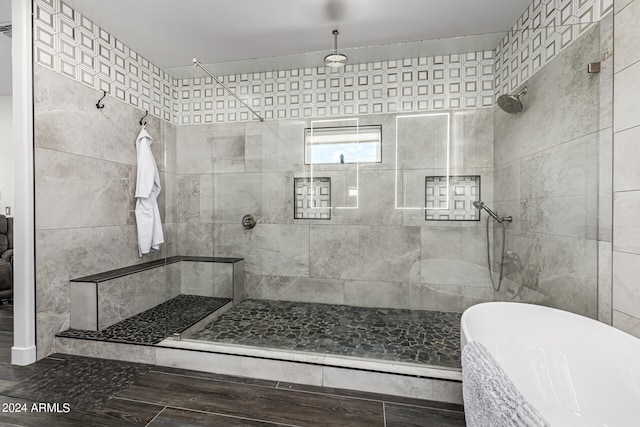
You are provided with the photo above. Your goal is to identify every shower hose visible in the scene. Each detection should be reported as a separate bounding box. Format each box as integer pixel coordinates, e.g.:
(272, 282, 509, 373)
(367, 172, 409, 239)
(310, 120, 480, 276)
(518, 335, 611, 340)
(486, 216, 506, 292)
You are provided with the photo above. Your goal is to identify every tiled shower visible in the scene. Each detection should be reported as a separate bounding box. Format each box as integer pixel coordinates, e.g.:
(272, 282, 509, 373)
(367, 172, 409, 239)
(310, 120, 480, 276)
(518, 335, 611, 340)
(32, 0, 612, 384)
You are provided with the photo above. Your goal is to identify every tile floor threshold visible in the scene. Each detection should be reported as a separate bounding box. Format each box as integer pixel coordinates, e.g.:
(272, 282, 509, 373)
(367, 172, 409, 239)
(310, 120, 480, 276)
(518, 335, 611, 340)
(161, 338, 463, 381)
(0, 353, 466, 426)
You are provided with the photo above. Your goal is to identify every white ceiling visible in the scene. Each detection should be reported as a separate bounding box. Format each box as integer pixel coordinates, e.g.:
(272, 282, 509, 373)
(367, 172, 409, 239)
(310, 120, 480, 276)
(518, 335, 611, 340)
(63, 0, 531, 76)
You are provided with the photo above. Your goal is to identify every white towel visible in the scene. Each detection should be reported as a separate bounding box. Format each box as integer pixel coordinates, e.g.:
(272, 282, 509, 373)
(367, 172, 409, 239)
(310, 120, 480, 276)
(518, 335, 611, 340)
(462, 341, 549, 427)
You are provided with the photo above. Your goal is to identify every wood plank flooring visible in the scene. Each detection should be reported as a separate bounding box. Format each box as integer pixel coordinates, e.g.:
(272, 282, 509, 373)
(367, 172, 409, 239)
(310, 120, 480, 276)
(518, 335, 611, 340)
(0, 303, 466, 426)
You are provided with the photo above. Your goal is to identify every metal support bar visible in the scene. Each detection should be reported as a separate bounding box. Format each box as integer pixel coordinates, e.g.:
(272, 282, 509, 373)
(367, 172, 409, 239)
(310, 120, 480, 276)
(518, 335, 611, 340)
(193, 58, 264, 122)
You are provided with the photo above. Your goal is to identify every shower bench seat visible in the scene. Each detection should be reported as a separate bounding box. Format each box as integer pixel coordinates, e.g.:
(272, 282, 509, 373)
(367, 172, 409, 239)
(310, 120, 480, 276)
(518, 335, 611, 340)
(69, 255, 244, 331)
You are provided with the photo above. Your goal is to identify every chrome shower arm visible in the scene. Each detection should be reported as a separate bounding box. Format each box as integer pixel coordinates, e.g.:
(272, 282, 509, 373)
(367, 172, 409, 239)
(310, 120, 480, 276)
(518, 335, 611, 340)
(472, 200, 512, 223)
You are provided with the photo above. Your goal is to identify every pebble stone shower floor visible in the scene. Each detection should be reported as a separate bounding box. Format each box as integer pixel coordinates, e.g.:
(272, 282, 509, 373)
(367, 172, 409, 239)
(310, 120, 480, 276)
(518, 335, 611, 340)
(187, 299, 462, 369)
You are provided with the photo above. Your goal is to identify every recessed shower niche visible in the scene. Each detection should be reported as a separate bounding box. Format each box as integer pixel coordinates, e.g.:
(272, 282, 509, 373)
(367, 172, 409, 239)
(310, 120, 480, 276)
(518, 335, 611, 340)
(425, 175, 480, 221)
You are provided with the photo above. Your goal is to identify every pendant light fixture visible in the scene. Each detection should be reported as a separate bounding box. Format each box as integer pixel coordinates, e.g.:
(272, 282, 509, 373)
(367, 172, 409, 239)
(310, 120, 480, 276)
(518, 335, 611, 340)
(324, 29, 348, 68)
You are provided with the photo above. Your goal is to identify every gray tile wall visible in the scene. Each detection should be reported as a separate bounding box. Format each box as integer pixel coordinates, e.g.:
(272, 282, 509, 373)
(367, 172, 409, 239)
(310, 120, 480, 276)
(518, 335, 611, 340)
(492, 19, 613, 319)
(34, 65, 177, 358)
(175, 110, 496, 312)
(612, 0, 640, 337)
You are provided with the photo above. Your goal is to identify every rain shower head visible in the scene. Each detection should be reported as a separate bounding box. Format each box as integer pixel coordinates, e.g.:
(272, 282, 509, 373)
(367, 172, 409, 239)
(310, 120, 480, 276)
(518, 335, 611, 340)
(497, 87, 528, 114)
(324, 29, 348, 68)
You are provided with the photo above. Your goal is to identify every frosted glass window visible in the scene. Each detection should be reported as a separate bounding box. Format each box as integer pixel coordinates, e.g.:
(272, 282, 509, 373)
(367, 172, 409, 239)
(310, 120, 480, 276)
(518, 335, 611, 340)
(304, 125, 382, 164)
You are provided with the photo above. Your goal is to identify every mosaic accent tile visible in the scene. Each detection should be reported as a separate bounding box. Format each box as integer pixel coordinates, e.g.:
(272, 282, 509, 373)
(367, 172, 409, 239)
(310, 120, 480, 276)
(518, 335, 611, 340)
(4, 355, 151, 410)
(294, 177, 331, 219)
(425, 176, 480, 221)
(180, 54, 496, 124)
(36, 0, 610, 126)
(57, 294, 232, 345)
(187, 299, 462, 369)
(494, 0, 613, 96)
(34, 0, 178, 123)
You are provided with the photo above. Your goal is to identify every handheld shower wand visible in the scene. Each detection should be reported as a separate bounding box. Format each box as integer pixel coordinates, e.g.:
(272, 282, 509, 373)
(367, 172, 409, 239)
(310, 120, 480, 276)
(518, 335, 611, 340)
(474, 200, 512, 294)
(472, 200, 512, 223)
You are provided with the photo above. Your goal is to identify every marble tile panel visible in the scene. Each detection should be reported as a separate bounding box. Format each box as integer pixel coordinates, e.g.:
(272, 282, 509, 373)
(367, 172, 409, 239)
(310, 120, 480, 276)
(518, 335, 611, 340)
(309, 225, 421, 282)
(598, 129, 613, 242)
(612, 309, 640, 339)
(164, 122, 178, 174)
(37, 305, 70, 360)
(615, 0, 636, 14)
(55, 337, 156, 364)
(163, 222, 178, 258)
(612, 250, 640, 319)
(343, 281, 413, 309)
(614, 0, 640, 72)
(34, 65, 163, 168)
(245, 119, 307, 173)
(177, 174, 200, 223)
(35, 148, 131, 230)
(244, 273, 345, 305)
(598, 13, 614, 131)
(98, 267, 167, 330)
(329, 169, 403, 226)
(420, 226, 488, 276)
(181, 261, 234, 298)
(199, 173, 215, 222)
(520, 195, 596, 239)
(454, 108, 494, 169)
(70, 283, 98, 330)
(613, 191, 640, 253)
(176, 222, 215, 256)
(207, 123, 246, 174)
(598, 241, 613, 324)
(345, 280, 490, 313)
(520, 133, 598, 200)
(167, 260, 183, 299)
(35, 225, 165, 313)
(613, 60, 640, 133)
(322, 367, 463, 404)
(233, 260, 245, 302)
(408, 283, 493, 312)
(502, 230, 598, 318)
(396, 113, 449, 170)
(155, 347, 324, 386)
(213, 172, 292, 224)
(613, 126, 640, 192)
(163, 173, 178, 224)
(215, 223, 310, 277)
(175, 125, 215, 174)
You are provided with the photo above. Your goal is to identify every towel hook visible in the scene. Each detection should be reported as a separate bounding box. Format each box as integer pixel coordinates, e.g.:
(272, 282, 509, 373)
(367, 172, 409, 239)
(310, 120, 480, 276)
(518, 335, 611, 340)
(96, 91, 107, 109)
(139, 110, 148, 126)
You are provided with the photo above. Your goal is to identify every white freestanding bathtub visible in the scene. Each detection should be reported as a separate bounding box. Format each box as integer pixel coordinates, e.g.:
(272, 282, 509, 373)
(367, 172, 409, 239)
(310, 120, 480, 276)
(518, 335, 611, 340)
(461, 302, 640, 426)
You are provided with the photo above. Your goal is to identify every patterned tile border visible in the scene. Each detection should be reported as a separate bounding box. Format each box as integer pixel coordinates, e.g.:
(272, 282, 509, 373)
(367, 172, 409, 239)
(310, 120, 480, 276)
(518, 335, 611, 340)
(495, 0, 613, 96)
(34, 0, 611, 125)
(178, 53, 495, 124)
(34, 0, 179, 123)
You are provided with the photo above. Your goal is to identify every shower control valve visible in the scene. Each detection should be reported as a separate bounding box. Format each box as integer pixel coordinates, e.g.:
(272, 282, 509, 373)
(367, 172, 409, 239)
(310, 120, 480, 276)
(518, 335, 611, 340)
(242, 214, 257, 231)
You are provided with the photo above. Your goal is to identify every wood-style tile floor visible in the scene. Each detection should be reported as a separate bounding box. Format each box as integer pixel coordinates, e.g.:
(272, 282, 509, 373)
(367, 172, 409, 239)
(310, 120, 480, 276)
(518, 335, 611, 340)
(0, 304, 466, 426)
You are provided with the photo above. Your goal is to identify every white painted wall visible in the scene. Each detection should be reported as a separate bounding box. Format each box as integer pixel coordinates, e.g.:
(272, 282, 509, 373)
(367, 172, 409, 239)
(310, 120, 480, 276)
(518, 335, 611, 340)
(0, 95, 12, 215)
